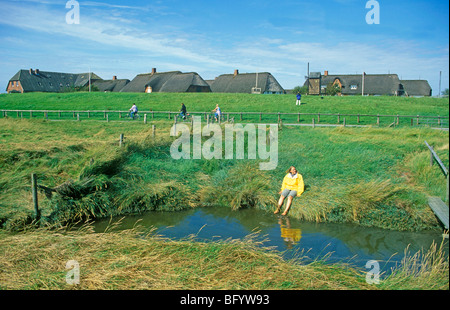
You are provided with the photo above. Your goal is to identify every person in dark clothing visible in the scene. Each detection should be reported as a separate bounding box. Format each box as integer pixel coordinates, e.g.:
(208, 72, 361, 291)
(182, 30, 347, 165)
(180, 103, 187, 120)
(296, 93, 302, 106)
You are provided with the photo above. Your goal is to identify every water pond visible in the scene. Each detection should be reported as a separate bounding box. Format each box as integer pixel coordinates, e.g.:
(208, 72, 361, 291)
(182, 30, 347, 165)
(93, 207, 448, 274)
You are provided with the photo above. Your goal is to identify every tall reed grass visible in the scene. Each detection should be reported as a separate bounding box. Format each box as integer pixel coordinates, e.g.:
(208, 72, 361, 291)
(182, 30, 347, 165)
(0, 118, 448, 231)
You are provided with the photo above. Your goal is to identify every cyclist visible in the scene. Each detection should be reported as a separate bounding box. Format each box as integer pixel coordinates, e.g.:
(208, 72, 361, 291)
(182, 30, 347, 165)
(129, 103, 138, 119)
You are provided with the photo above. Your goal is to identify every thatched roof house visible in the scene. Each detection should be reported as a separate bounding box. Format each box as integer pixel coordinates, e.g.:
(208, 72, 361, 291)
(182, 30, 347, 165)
(120, 68, 211, 93)
(307, 71, 432, 96)
(320, 72, 403, 96)
(400, 80, 432, 97)
(6, 69, 102, 93)
(92, 76, 130, 92)
(209, 70, 285, 94)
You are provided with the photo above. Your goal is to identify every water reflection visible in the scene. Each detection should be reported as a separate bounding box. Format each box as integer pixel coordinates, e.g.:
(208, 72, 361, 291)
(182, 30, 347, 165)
(93, 207, 448, 272)
(278, 217, 302, 249)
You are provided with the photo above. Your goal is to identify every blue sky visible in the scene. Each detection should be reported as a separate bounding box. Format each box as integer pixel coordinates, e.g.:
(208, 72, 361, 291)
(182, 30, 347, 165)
(0, 0, 448, 94)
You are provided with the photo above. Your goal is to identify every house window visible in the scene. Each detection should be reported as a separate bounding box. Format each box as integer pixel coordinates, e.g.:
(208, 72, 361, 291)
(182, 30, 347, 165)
(350, 85, 358, 90)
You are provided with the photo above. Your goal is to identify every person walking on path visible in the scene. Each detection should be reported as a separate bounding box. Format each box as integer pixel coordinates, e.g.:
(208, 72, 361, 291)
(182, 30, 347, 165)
(296, 93, 302, 106)
(274, 166, 304, 216)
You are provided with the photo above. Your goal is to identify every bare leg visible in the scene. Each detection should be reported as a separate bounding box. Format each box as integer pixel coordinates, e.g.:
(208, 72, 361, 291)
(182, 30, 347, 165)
(274, 195, 285, 214)
(282, 196, 294, 216)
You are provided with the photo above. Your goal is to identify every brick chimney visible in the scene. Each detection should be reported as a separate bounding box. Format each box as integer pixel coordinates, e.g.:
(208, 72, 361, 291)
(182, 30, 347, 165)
(324, 70, 328, 76)
(151, 68, 157, 75)
(234, 69, 239, 76)
(112, 76, 117, 80)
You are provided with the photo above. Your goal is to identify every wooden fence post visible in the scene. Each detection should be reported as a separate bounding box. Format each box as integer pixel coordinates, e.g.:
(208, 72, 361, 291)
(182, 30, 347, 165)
(106, 114, 109, 122)
(31, 173, 40, 223)
(312, 118, 315, 128)
(119, 134, 124, 147)
(144, 114, 147, 124)
(446, 174, 449, 203)
(152, 125, 156, 138)
(77, 113, 80, 121)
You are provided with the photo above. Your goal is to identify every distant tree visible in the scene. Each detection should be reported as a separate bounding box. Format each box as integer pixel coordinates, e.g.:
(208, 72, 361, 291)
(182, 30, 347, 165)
(291, 85, 308, 95)
(442, 88, 449, 96)
(325, 82, 341, 96)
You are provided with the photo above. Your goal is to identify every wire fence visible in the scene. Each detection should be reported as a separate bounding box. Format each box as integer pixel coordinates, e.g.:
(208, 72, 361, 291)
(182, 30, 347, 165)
(1, 109, 449, 129)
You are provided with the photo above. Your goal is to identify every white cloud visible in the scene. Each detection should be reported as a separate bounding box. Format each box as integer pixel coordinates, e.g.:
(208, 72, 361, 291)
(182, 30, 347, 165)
(0, 1, 227, 67)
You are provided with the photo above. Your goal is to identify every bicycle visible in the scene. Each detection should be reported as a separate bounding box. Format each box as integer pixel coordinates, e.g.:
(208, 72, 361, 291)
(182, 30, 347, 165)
(128, 112, 140, 120)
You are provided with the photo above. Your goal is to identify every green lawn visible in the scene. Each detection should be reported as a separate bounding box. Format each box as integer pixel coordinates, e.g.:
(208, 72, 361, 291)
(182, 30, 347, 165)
(1, 92, 448, 116)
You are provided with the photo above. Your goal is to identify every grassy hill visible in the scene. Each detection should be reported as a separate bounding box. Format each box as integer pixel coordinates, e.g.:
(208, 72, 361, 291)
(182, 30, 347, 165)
(1, 92, 449, 116)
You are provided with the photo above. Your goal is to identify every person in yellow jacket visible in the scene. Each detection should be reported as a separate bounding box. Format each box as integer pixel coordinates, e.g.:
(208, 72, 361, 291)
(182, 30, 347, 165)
(274, 166, 304, 216)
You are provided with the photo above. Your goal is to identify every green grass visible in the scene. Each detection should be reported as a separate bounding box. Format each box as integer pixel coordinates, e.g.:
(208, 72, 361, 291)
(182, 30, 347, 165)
(0, 116, 447, 231)
(0, 225, 447, 290)
(1, 92, 448, 116)
(0, 92, 448, 290)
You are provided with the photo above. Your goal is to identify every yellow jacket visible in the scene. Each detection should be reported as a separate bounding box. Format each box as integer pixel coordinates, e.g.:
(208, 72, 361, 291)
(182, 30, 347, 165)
(281, 173, 304, 197)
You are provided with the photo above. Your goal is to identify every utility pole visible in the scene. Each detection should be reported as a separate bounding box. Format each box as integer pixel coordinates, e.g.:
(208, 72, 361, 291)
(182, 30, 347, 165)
(89, 66, 91, 93)
(362, 72, 365, 96)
